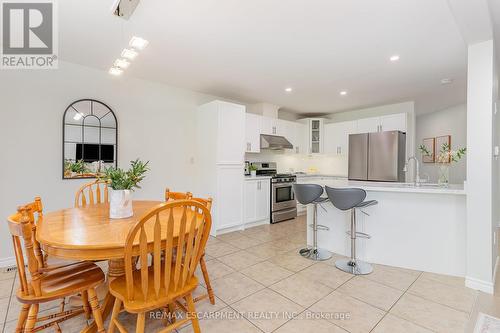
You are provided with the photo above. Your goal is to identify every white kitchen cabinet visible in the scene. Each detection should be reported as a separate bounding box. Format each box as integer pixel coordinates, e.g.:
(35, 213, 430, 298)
(244, 178, 270, 224)
(255, 179, 270, 221)
(280, 119, 298, 151)
(261, 116, 282, 136)
(356, 113, 407, 134)
(324, 121, 356, 155)
(300, 118, 325, 154)
(296, 123, 309, 154)
(245, 113, 261, 153)
(356, 116, 380, 133)
(380, 113, 407, 132)
(244, 180, 258, 222)
(196, 100, 246, 235)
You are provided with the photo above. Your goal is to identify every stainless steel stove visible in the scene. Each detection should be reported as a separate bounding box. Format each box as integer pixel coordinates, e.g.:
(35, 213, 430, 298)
(252, 162, 297, 224)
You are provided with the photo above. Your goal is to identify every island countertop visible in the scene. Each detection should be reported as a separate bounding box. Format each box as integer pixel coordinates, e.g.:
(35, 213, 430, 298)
(299, 178, 466, 195)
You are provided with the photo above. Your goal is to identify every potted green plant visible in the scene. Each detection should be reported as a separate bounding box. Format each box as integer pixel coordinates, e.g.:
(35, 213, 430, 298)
(101, 159, 149, 219)
(249, 164, 258, 177)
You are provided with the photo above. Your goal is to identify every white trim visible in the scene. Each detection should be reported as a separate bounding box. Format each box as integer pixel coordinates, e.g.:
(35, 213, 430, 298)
(466, 276, 494, 294)
(214, 219, 270, 236)
(0, 257, 17, 269)
(494, 256, 499, 285)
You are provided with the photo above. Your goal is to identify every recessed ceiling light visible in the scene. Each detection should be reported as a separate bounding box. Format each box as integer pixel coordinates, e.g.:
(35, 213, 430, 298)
(109, 66, 123, 76)
(114, 58, 130, 69)
(390, 55, 400, 62)
(285, 87, 293, 93)
(340, 91, 348, 96)
(440, 78, 454, 85)
(73, 112, 83, 121)
(121, 48, 138, 60)
(129, 36, 149, 50)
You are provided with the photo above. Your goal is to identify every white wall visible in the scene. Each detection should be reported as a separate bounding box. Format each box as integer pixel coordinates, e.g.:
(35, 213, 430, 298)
(415, 104, 467, 184)
(465, 40, 497, 293)
(0, 61, 218, 264)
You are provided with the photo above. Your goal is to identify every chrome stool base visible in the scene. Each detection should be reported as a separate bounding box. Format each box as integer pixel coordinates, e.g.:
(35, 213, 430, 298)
(335, 258, 373, 275)
(302, 248, 332, 261)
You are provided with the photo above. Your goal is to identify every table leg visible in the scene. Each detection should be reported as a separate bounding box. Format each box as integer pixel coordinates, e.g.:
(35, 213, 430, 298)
(80, 259, 125, 333)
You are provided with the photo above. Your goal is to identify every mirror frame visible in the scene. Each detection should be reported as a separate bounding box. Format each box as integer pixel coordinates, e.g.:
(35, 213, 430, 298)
(62, 98, 118, 179)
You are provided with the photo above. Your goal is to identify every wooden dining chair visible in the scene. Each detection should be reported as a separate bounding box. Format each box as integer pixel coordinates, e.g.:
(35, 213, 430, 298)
(165, 188, 192, 201)
(8, 202, 106, 333)
(191, 197, 215, 305)
(108, 200, 212, 333)
(75, 180, 109, 207)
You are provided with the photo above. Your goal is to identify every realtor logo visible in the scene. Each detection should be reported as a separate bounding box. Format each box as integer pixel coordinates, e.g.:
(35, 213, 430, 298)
(1, 0, 58, 69)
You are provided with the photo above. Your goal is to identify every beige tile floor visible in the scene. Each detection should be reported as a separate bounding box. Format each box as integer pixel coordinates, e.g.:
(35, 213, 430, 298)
(0, 215, 495, 332)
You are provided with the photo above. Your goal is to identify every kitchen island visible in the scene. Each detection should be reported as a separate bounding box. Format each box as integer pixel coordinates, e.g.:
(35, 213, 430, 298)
(302, 179, 467, 276)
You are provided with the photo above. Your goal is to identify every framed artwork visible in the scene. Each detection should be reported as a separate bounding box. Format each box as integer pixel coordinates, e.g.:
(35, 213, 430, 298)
(421, 138, 435, 163)
(435, 135, 451, 163)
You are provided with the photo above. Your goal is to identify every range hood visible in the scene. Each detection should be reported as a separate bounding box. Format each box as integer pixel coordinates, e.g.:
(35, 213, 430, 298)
(260, 134, 293, 150)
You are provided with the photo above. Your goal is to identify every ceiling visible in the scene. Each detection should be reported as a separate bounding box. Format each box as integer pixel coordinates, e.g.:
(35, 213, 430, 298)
(59, 0, 468, 115)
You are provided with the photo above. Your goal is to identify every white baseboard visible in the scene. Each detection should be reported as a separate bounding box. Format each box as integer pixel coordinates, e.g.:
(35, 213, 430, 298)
(0, 257, 17, 269)
(466, 276, 494, 294)
(213, 219, 269, 236)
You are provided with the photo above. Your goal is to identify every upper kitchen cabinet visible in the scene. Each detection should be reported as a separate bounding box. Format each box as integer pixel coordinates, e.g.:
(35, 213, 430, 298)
(324, 120, 356, 155)
(380, 113, 407, 132)
(295, 122, 309, 154)
(245, 113, 261, 153)
(215, 102, 246, 163)
(261, 116, 283, 136)
(279, 119, 298, 151)
(356, 116, 380, 133)
(301, 118, 325, 154)
(355, 113, 407, 133)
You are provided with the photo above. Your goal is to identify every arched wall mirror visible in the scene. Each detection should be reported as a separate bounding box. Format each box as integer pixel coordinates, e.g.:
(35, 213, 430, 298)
(63, 99, 118, 179)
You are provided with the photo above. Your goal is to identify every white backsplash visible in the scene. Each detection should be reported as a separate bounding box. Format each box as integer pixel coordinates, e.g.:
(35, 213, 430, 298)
(246, 150, 348, 176)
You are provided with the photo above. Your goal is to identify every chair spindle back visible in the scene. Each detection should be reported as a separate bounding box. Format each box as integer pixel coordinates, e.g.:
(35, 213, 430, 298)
(7, 201, 45, 298)
(123, 200, 212, 302)
(75, 180, 109, 207)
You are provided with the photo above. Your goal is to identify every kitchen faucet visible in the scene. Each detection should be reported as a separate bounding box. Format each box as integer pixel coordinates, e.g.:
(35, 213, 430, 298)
(403, 156, 420, 186)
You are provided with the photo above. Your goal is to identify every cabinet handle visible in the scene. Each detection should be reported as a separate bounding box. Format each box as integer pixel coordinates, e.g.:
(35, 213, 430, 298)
(272, 126, 276, 134)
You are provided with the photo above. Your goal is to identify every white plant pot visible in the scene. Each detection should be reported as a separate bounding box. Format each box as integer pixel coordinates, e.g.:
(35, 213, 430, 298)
(109, 189, 133, 219)
(250, 170, 257, 177)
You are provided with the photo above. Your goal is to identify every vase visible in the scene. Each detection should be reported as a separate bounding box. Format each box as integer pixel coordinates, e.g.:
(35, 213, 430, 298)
(109, 189, 133, 219)
(438, 163, 450, 186)
(251, 170, 257, 177)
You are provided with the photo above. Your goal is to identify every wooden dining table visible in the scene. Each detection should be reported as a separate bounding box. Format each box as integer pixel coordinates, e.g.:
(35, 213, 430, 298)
(37, 200, 204, 333)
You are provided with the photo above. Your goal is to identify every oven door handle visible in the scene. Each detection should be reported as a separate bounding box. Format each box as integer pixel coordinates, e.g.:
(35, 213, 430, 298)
(272, 183, 296, 188)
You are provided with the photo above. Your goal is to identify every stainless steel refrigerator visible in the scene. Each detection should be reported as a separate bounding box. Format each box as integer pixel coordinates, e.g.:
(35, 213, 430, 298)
(348, 131, 406, 182)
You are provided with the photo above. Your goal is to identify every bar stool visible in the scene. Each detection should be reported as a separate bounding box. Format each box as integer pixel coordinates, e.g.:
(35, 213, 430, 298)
(293, 184, 332, 261)
(325, 186, 378, 275)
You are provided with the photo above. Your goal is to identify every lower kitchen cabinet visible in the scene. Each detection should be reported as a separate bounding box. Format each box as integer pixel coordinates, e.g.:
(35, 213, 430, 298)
(244, 178, 270, 224)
